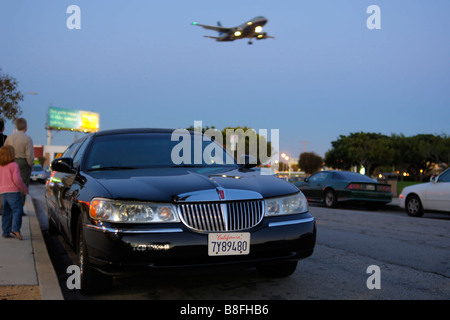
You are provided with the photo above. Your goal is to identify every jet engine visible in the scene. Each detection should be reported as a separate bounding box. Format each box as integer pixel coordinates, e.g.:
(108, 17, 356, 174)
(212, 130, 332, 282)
(256, 32, 268, 40)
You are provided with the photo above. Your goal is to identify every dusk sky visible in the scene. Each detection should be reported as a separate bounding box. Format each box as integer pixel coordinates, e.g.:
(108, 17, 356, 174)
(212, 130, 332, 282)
(1, 0, 449, 160)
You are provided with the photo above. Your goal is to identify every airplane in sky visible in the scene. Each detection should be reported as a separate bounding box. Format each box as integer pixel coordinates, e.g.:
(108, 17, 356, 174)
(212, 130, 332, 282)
(192, 16, 274, 45)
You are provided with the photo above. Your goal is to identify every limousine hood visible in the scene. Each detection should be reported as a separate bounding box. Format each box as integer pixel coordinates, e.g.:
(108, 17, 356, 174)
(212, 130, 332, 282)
(85, 167, 298, 202)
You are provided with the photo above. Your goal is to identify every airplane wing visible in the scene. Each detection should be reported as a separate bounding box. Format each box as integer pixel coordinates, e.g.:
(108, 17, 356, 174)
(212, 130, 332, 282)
(204, 35, 221, 40)
(192, 22, 231, 34)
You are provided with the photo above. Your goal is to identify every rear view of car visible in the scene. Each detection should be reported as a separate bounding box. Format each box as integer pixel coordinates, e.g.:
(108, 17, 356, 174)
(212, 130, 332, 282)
(294, 170, 393, 208)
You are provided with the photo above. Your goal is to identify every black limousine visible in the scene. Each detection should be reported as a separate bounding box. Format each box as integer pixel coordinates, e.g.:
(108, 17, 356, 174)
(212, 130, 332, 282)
(45, 128, 316, 294)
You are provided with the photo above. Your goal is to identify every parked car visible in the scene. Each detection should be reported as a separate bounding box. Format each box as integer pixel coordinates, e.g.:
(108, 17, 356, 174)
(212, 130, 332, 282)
(399, 168, 450, 217)
(45, 128, 316, 294)
(293, 170, 393, 208)
(31, 164, 49, 183)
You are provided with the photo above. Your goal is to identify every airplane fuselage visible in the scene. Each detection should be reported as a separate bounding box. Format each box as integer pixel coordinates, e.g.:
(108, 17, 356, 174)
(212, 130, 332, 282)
(193, 16, 273, 44)
(218, 16, 268, 41)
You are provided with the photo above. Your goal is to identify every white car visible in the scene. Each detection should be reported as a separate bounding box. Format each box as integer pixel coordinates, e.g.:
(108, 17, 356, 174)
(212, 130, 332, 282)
(399, 168, 450, 217)
(31, 164, 48, 183)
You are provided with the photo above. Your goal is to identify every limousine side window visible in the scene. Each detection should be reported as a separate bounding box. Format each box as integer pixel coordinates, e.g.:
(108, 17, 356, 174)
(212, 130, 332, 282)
(62, 141, 83, 159)
(72, 136, 92, 169)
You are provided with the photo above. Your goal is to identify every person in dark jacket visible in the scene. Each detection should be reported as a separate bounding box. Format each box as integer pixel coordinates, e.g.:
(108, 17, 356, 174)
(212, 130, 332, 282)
(4, 118, 34, 205)
(0, 119, 6, 147)
(0, 119, 6, 215)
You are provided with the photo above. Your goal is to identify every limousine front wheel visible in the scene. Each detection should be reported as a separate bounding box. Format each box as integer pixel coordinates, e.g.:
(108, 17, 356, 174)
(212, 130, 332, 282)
(76, 215, 112, 294)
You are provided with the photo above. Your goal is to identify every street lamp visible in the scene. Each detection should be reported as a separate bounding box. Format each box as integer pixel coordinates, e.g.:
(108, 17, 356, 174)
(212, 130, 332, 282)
(281, 153, 291, 178)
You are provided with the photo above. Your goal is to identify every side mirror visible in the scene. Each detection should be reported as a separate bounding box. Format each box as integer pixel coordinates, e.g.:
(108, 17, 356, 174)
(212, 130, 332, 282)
(238, 155, 258, 169)
(51, 157, 75, 174)
(430, 175, 437, 183)
(304, 177, 309, 182)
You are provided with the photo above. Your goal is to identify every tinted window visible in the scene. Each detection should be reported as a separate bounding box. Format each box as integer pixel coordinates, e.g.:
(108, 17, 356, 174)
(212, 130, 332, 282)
(63, 141, 82, 158)
(438, 169, 450, 182)
(309, 172, 329, 182)
(333, 171, 376, 182)
(72, 136, 92, 168)
(84, 133, 237, 170)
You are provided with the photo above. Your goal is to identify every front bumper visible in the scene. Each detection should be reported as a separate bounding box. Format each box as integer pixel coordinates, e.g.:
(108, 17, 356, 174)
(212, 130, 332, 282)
(83, 212, 316, 274)
(398, 194, 406, 208)
(31, 174, 46, 181)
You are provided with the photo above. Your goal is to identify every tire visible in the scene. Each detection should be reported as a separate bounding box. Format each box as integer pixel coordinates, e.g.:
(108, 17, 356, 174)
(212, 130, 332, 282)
(324, 189, 337, 208)
(76, 215, 112, 294)
(256, 261, 298, 278)
(405, 194, 424, 217)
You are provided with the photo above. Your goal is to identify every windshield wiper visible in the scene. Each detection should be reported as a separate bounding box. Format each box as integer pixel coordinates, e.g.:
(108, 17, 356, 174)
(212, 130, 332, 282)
(86, 166, 138, 171)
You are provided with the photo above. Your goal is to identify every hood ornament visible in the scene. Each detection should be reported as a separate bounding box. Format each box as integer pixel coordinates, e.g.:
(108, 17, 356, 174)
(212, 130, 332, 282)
(216, 187, 225, 200)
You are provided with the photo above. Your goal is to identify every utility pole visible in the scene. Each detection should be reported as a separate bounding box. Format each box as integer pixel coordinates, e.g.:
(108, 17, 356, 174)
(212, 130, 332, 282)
(299, 140, 310, 153)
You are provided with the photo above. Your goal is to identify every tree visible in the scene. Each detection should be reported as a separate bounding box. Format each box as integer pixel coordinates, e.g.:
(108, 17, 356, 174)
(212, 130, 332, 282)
(326, 132, 449, 180)
(299, 152, 323, 174)
(392, 133, 450, 180)
(0, 68, 24, 121)
(324, 135, 353, 171)
(325, 132, 394, 176)
(348, 132, 393, 176)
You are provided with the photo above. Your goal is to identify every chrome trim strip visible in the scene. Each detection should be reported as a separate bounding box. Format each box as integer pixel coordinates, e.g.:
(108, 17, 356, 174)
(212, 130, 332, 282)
(268, 217, 315, 228)
(83, 224, 183, 234)
(221, 203, 229, 231)
(120, 228, 183, 234)
(175, 188, 263, 202)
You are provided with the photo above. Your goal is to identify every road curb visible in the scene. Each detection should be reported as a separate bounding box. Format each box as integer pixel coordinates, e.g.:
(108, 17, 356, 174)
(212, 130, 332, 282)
(26, 195, 64, 300)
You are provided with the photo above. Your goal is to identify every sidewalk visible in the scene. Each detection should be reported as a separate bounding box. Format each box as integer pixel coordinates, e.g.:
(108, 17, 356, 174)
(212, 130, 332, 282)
(0, 195, 63, 300)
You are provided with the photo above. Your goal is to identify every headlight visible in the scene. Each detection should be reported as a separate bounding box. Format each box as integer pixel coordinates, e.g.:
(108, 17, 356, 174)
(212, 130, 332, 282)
(264, 192, 308, 216)
(89, 198, 179, 223)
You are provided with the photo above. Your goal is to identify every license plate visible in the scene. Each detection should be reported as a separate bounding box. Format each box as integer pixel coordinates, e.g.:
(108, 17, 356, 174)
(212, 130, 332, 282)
(208, 233, 250, 256)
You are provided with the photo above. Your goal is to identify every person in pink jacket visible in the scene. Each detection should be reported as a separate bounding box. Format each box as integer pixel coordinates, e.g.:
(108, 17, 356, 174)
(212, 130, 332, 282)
(0, 145, 29, 240)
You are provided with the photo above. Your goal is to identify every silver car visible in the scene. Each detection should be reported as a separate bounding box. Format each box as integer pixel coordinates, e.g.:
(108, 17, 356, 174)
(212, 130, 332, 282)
(31, 164, 49, 183)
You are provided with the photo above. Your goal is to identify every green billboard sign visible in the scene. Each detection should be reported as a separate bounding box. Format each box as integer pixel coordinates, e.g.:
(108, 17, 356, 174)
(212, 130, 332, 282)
(47, 106, 99, 133)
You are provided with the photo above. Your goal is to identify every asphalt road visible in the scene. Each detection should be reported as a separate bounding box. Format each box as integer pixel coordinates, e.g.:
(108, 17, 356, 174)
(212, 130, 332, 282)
(29, 183, 450, 300)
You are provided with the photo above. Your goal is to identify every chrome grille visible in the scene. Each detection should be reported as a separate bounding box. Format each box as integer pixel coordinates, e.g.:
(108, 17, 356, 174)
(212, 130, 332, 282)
(177, 200, 264, 232)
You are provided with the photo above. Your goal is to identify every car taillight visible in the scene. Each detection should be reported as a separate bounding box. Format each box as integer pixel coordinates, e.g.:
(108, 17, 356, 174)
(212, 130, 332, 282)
(380, 185, 391, 192)
(346, 183, 362, 190)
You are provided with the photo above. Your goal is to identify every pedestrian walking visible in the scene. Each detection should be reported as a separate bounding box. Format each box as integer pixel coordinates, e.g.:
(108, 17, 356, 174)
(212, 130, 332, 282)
(4, 118, 34, 205)
(0, 145, 29, 239)
(0, 119, 6, 147)
(0, 119, 7, 215)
